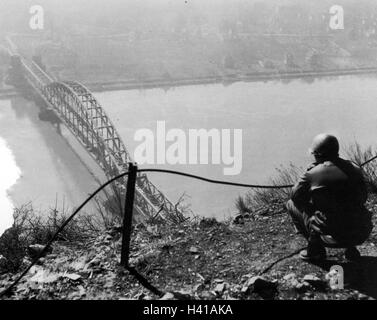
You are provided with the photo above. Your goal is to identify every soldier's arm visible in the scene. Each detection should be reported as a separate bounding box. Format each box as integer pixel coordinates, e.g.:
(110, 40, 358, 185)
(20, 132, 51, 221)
(359, 170, 368, 204)
(291, 171, 311, 210)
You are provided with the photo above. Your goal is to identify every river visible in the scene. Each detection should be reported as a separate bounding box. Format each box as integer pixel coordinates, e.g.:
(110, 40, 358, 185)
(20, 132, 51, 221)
(1, 75, 377, 234)
(0, 95, 103, 235)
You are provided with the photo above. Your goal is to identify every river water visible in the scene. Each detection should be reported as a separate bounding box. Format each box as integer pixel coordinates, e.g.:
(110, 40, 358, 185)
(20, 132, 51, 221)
(0, 96, 102, 235)
(1, 75, 377, 234)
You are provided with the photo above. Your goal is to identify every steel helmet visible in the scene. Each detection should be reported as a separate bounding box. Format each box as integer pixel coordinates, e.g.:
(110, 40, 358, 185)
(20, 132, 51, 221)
(310, 133, 339, 158)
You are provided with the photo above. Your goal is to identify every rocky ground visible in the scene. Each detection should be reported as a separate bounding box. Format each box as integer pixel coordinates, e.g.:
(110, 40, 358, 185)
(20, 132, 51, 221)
(1, 196, 377, 300)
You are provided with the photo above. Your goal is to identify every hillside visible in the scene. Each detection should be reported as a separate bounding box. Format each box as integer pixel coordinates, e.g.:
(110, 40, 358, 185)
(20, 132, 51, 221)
(1, 196, 376, 300)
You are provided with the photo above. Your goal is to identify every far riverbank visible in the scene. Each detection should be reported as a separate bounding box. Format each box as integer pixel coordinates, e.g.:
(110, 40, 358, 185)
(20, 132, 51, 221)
(83, 66, 377, 92)
(3, 66, 377, 98)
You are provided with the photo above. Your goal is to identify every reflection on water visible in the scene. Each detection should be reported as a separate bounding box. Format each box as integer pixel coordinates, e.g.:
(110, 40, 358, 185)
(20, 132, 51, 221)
(0, 136, 21, 235)
(0, 96, 101, 235)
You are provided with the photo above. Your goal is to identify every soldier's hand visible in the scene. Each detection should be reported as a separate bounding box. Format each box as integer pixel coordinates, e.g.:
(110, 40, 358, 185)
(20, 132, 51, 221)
(306, 162, 319, 171)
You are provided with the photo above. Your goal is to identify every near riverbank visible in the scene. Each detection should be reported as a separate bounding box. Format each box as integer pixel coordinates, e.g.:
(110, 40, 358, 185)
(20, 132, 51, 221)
(1, 194, 376, 300)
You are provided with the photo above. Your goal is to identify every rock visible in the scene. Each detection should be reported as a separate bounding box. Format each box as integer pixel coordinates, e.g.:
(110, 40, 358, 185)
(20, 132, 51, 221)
(70, 257, 87, 271)
(77, 285, 86, 297)
(86, 257, 101, 268)
(295, 281, 311, 293)
(189, 246, 199, 254)
(29, 270, 61, 283)
(67, 292, 80, 300)
(358, 293, 370, 300)
(159, 290, 193, 300)
(283, 273, 301, 288)
(0, 255, 7, 269)
(46, 254, 58, 260)
(289, 279, 301, 288)
(232, 284, 242, 292)
(174, 291, 194, 300)
(214, 282, 227, 294)
(63, 273, 82, 281)
(103, 274, 116, 288)
(302, 274, 326, 290)
(146, 225, 159, 236)
(0, 274, 8, 281)
(194, 283, 205, 292)
(134, 292, 145, 300)
(160, 292, 175, 300)
(22, 257, 31, 265)
(28, 244, 52, 259)
(284, 274, 322, 292)
(188, 246, 199, 255)
(29, 265, 41, 275)
(199, 218, 218, 229)
(303, 274, 321, 283)
(199, 291, 216, 299)
(241, 276, 277, 295)
(129, 251, 160, 269)
(233, 214, 245, 225)
(283, 273, 296, 281)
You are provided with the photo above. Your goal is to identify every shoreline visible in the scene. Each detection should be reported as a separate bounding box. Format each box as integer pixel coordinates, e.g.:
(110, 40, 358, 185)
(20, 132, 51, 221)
(83, 66, 377, 92)
(3, 66, 377, 99)
(0, 88, 18, 99)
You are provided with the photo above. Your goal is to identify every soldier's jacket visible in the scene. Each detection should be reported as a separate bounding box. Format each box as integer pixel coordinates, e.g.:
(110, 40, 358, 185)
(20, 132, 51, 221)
(291, 157, 372, 243)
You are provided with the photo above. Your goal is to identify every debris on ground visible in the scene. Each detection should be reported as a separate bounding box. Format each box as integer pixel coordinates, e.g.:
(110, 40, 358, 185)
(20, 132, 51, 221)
(1, 199, 377, 300)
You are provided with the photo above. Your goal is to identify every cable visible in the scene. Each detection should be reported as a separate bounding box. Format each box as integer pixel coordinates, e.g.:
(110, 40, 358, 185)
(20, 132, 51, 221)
(138, 168, 294, 189)
(258, 246, 307, 275)
(360, 154, 377, 167)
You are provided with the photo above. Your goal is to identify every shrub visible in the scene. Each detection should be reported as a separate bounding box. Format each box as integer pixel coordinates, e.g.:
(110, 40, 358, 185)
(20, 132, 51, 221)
(344, 141, 377, 193)
(234, 195, 252, 214)
(244, 163, 302, 210)
(0, 202, 118, 274)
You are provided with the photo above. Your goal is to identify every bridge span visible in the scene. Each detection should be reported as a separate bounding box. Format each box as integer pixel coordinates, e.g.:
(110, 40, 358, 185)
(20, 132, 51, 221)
(5, 37, 185, 223)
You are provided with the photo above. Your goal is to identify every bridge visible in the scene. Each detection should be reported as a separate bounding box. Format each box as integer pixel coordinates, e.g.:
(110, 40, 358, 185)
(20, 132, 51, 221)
(5, 36, 185, 223)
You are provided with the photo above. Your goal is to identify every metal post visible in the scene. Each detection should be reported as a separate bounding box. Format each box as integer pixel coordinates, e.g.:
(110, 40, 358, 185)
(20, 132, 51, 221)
(121, 162, 137, 266)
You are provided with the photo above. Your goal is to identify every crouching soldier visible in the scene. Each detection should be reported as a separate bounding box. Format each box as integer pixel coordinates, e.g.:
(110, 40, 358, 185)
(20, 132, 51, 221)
(286, 133, 373, 261)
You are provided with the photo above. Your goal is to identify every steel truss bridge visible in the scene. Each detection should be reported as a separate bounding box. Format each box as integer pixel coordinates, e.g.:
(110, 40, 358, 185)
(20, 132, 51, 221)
(5, 36, 184, 223)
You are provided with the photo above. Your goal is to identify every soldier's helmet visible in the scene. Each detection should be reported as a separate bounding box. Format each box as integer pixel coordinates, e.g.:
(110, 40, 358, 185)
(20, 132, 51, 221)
(310, 133, 339, 158)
